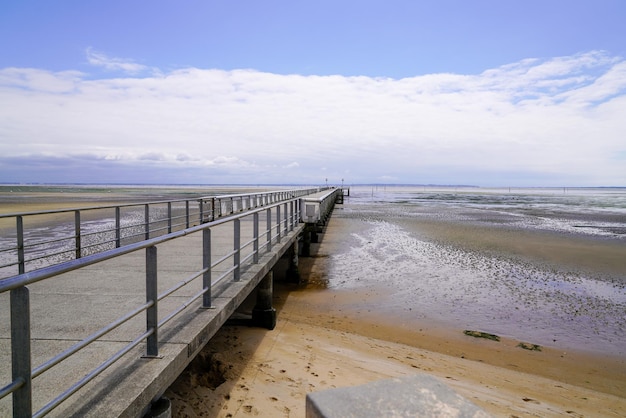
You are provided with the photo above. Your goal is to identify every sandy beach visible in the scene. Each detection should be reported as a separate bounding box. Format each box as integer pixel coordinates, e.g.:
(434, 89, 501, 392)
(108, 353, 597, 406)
(165, 208, 626, 417)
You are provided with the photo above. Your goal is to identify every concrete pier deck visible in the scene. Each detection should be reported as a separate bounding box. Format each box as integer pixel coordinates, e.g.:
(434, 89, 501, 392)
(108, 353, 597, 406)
(0, 220, 305, 417)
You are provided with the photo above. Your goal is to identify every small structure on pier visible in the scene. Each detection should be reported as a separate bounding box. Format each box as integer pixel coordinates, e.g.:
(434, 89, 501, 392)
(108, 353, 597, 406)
(300, 188, 341, 256)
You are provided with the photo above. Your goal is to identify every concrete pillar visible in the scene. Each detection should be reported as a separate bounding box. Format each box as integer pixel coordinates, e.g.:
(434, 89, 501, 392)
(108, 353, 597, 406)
(252, 271, 276, 330)
(286, 241, 301, 283)
(310, 225, 319, 243)
(144, 397, 171, 418)
(302, 226, 312, 257)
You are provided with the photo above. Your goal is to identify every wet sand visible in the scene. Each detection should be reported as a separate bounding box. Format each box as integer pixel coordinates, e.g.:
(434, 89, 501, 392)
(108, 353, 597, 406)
(165, 210, 626, 417)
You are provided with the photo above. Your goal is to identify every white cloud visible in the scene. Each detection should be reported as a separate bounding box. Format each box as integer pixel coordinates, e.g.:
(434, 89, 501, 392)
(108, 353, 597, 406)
(0, 67, 82, 93)
(0, 51, 625, 186)
(85, 47, 149, 74)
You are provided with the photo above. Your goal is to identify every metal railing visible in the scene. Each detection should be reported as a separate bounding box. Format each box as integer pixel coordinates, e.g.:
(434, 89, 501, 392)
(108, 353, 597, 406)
(0, 188, 321, 279)
(0, 192, 319, 417)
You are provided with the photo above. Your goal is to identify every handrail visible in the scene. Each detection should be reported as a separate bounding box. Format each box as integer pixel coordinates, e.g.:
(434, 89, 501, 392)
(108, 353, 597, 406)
(0, 187, 323, 279)
(0, 191, 318, 417)
(0, 188, 312, 219)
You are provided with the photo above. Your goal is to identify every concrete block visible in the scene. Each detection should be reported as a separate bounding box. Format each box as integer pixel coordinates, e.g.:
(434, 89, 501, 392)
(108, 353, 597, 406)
(306, 374, 491, 418)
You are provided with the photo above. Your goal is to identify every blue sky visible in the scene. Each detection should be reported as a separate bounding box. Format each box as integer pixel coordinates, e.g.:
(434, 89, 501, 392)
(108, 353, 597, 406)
(1, 0, 625, 186)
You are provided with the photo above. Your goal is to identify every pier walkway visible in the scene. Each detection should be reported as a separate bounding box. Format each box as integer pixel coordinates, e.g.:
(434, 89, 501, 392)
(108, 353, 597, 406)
(0, 188, 341, 417)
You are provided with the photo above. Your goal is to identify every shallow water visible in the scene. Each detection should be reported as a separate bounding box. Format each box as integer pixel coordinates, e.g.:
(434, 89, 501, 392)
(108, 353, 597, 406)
(327, 186, 626, 356)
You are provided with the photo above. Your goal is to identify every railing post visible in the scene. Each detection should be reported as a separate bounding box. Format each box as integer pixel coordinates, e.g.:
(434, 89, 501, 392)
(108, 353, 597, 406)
(266, 208, 272, 252)
(211, 197, 216, 221)
(17, 215, 25, 274)
(11, 286, 32, 417)
(185, 201, 190, 228)
(167, 202, 172, 233)
(276, 205, 281, 243)
(144, 204, 150, 240)
(202, 228, 212, 308)
(74, 210, 81, 259)
(283, 202, 288, 235)
(145, 246, 158, 357)
(115, 207, 121, 248)
(253, 212, 259, 264)
(296, 199, 301, 223)
(233, 219, 240, 281)
(199, 200, 204, 224)
(290, 200, 294, 231)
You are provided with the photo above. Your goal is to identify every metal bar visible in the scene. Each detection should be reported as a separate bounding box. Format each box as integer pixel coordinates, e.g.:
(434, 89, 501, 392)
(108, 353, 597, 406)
(214, 265, 236, 286)
(115, 207, 121, 248)
(0, 197, 207, 219)
(276, 205, 281, 243)
(145, 246, 158, 357)
(199, 200, 204, 224)
(33, 328, 154, 418)
(253, 212, 259, 264)
(233, 219, 240, 281)
(157, 269, 206, 302)
(203, 228, 211, 308)
(212, 250, 236, 268)
(0, 379, 23, 401)
(22, 233, 75, 250)
(185, 201, 190, 228)
(17, 216, 25, 274)
(240, 251, 256, 266)
(32, 301, 152, 379)
(11, 286, 32, 417)
(144, 204, 150, 240)
(266, 208, 272, 252)
(240, 237, 256, 251)
(167, 202, 172, 233)
(142, 224, 170, 236)
(74, 210, 81, 259)
(158, 286, 209, 328)
(284, 202, 288, 235)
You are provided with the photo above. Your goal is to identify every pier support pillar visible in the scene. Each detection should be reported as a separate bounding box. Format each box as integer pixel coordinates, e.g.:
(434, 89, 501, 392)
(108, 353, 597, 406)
(302, 225, 312, 257)
(286, 241, 301, 283)
(311, 225, 319, 243)
(252, 271, 276, 330)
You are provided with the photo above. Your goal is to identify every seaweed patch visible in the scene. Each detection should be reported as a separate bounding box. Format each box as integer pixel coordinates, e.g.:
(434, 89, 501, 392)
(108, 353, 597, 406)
(517, 342, 542, 351)
(463, 330, 500, 341)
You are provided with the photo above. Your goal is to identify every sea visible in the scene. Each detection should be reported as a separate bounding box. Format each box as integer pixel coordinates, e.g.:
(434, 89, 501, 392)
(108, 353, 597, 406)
(325, 186, 626, 357)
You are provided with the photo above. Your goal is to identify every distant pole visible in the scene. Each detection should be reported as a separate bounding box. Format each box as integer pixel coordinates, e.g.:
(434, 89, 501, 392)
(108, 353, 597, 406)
(325, 178, 328, 187)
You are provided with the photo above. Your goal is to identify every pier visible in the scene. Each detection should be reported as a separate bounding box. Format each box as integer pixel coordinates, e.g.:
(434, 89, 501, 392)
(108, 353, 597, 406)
(0, 187, 342, 417)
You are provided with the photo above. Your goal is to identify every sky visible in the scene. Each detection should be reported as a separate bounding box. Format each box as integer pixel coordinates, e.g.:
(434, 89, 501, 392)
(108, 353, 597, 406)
(1, 1, 625, 187)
